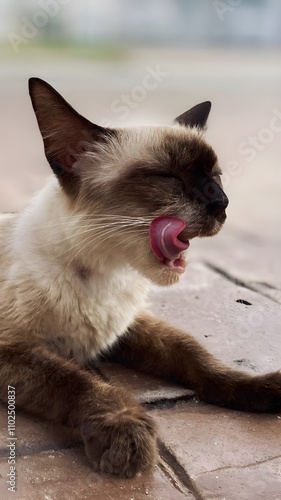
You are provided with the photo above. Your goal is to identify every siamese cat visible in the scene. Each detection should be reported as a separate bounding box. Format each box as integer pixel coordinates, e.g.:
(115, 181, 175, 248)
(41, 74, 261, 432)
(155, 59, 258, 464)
(0, 78, 280, 478)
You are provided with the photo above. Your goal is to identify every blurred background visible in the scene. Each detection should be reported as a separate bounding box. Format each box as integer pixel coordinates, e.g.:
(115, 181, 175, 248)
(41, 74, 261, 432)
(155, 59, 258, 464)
(0, 0, 280, 240)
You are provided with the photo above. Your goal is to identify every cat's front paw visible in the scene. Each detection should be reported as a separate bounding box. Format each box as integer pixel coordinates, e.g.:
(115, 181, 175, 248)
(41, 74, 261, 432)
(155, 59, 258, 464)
(80, 405, 157, 477)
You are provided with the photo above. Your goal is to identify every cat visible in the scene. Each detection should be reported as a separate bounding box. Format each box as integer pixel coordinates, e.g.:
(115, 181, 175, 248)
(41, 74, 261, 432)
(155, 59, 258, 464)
(0, 78, 280, 478)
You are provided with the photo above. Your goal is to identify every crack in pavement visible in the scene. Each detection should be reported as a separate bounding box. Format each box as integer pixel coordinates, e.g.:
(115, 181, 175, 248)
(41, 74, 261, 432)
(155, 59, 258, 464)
(204, 261, 281, 304)
(158, 441, 204, 500)
(201, 453, 281, 475)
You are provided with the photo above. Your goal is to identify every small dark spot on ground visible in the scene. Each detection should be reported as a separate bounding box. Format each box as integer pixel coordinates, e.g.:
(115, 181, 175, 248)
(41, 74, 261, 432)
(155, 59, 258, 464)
(234, 359, 257, 371)
(236, 299, 252, 306)
(235, 359, 246, 365)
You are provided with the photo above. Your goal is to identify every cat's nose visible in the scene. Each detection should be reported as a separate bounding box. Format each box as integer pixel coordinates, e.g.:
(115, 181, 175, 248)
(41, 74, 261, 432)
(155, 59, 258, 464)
(207, 192, 229, 218)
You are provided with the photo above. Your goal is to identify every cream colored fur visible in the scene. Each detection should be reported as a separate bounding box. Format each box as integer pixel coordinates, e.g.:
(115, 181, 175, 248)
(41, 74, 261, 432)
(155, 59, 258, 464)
(0, 180, 149, 365)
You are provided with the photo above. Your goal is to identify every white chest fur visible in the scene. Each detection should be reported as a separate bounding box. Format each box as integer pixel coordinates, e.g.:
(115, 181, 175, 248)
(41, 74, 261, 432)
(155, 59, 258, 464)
(43, 263, 149, 364)
(5, 181, 150, 365)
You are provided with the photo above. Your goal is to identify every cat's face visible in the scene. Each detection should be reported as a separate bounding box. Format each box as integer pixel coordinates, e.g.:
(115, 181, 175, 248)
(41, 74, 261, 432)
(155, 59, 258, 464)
(29, 78, 228, 286)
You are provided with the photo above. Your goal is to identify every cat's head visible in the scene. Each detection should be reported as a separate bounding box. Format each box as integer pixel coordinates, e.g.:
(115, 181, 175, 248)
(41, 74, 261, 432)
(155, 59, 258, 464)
(29, 78, 228, 286)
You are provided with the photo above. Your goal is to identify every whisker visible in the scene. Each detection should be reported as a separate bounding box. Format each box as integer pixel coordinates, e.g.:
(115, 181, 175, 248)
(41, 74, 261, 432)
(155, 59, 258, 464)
(101, 231, 146, 260)
(51, 225, 147, 261)
(64, 233, 96, 270)
(32, 221, 149, 250)
(33, 216, 152, 231)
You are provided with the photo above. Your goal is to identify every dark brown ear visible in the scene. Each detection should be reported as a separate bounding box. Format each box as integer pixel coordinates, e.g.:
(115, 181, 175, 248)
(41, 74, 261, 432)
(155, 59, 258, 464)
(28, 77, 113, 175)
(175, 101, 211, 130)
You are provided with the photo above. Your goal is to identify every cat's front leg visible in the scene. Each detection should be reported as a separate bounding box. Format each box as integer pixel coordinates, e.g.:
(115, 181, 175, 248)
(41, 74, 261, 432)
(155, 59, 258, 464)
(0, 340, 157, 477)
(108, 313, 281, 413)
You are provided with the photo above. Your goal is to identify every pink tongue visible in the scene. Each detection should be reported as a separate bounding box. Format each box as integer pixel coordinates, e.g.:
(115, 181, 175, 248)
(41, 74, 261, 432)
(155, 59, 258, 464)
(149, 216, 190, 261)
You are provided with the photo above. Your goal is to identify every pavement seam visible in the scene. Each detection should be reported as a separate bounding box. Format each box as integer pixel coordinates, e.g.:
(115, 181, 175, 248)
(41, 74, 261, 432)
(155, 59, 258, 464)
(158, 441, 204, 500)
(204, 261, 281, 304)
(201, 453, 281, 475)
(143, 394, 196, 411)
(158, 457, 197, 498)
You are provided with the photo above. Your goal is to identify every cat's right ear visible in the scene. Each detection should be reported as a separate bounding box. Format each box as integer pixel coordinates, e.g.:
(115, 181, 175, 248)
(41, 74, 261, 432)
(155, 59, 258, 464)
(28, 78, 113, 179)
(175, 101, 211, 130)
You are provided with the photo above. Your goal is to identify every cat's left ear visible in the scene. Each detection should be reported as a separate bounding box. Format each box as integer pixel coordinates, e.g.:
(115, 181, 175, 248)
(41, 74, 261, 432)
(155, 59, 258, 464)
(175, 101, 211, 130)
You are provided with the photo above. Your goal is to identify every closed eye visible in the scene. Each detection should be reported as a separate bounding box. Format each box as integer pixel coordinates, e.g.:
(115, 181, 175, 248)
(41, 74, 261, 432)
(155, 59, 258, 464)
(150, 171, 181, 180)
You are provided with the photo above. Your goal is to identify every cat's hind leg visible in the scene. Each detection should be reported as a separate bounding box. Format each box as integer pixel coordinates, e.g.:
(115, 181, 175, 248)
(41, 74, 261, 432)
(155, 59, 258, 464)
(107, 312, 281, 413)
